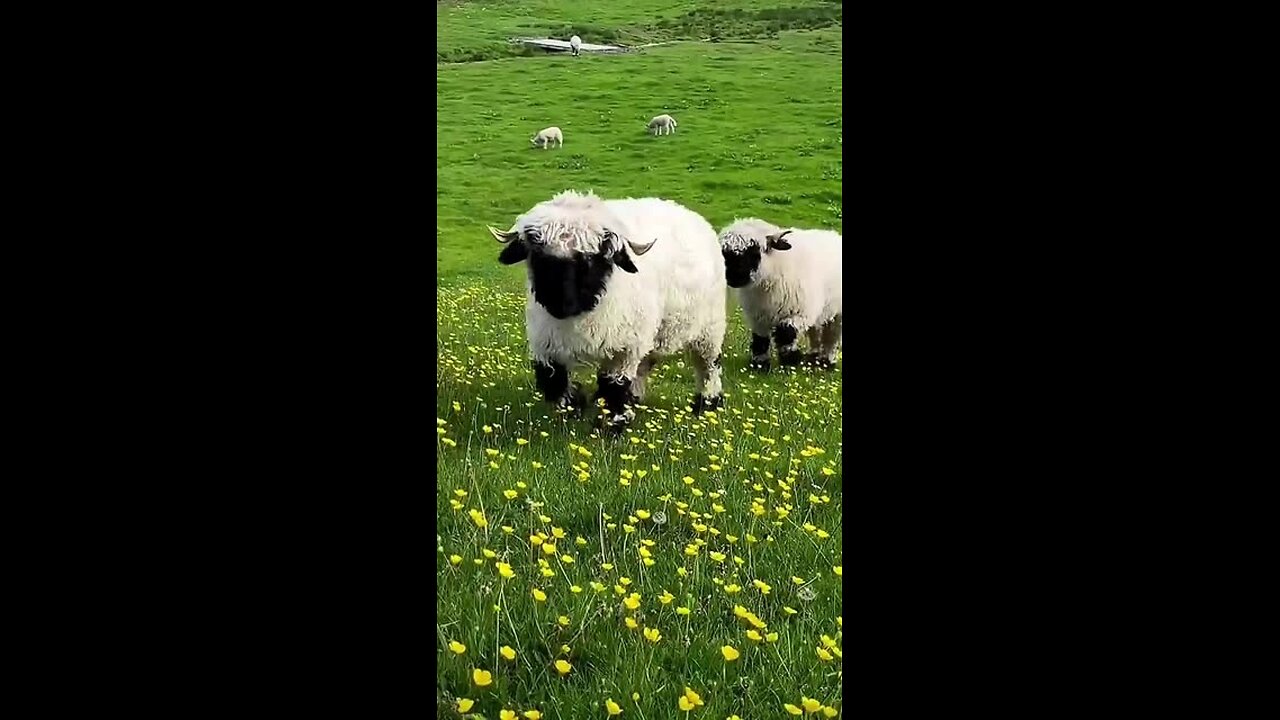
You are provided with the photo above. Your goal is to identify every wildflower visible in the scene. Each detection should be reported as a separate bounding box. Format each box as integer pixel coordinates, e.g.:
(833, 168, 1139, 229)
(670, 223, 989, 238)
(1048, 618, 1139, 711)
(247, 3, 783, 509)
(482, 549, 497, 559)
(792, 576, 805, 585)
(457, 698, 475, 712)
(802, 697, 822, 713)
(676, 606, 691, 615)
(785, 704, 803, 715)
(816, 646, 834, 661)
(659, 590, 675, 604)
(721, 645, 740, 661)
(473, 668, 493, 687)
(746, 630, 763, 642)
(753, 579, 771, 595)
(606, 698, 623, 715)
(523, 711, 542, 720)
(500, 646, 516, 660)
(833, 565, 842, 576)
(532, 588, 547, 602)
(541, 543, 557, 555)
(625, 617, 639, 629)
(632, 693, 640, 701)
(643, 627, 662, 643)
(468, 509, 487, 528)
(449, 554, 463, 566)
(784, 606, 797, 615)
(501, 711, 516, 720)
(765, 632, 779, 642)
(449, 640, 466, 654)
(561, 555, 575, 564)
(822, 706, 838, 717)
(504, 489, 518, 499)
(623, 594, 641, 611)
(497, 562, 515, 579)
(558, 615, 570, 626)
(570, 584, 583, 593)
(555, 659, 572, 675)
(636, 509, 650, 519)
(724, 584, 741, 594)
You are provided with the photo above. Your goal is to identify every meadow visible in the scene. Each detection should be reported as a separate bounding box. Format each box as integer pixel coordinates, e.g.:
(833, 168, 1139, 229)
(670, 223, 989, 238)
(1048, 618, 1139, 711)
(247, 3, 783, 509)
(437, 3, 843, 717)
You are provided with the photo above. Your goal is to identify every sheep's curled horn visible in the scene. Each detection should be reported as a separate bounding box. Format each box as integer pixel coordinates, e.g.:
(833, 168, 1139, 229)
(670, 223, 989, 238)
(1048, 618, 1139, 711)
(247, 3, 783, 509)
(488, 226, 519, 243)
(603, 229, 656, 257)
(766, 229, 793, 251)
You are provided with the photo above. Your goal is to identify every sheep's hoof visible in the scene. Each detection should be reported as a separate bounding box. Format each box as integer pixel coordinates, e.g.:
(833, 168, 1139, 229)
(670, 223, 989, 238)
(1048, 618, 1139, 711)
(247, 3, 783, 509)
(778, 349, 803, 367)
(596, 408, 634, 433)
(747, 358, 771, 373)
(691, 394, 723, 415)
(556, 384, 587, 414)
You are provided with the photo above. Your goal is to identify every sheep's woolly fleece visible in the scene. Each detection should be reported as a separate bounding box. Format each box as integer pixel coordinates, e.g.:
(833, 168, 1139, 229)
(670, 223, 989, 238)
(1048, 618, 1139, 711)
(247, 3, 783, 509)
(719, 217, 783, 251)
(509, 190, 640, 256)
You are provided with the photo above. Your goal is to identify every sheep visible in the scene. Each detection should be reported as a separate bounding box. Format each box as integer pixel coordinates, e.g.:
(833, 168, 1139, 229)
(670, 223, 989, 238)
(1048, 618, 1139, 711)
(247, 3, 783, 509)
(530, 126, 563, 149)
(648, 114, 678, 136)
(718, 218, 842, 371)
(570, 35, 582, 56)
(487, 189, 727, 428)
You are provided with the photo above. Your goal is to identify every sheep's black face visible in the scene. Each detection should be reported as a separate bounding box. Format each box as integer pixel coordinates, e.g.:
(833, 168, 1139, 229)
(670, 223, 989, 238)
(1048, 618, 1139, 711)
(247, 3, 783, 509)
(723, 246, 761, 288)
(530, 250, 614, 319)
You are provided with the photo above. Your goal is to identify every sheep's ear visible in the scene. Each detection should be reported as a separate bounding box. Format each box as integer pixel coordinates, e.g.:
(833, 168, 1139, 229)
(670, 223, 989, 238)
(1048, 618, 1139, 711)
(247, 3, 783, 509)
(611, 248, 639, 273)
(766, 230, 793, 252)
(499, 242, 528, 265)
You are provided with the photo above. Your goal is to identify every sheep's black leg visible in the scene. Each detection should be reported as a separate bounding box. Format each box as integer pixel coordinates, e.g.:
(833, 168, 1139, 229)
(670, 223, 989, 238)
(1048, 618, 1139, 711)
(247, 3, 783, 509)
(774, 323, 802, 366)
(595, 372, 635, 430)
(748, 334, 771, 372)
(691, 351, 724, 415)
(534, 360, 584, 411)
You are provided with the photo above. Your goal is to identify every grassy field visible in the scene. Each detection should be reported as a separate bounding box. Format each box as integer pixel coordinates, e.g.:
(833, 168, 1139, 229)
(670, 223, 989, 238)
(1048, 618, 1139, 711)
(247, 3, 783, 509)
(437, 3, 843, 718)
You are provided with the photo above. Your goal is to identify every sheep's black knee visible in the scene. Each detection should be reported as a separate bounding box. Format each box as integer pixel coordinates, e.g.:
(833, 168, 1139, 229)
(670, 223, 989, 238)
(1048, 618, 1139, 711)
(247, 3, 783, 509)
(774, 324, 802, 366)
(535, 360, 583, 409)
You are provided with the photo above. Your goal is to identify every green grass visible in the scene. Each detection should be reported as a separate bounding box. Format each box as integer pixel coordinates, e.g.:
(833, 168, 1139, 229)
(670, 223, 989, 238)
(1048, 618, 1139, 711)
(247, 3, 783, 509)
(436, 0, 842, 63)
(437, 4, 842, 718)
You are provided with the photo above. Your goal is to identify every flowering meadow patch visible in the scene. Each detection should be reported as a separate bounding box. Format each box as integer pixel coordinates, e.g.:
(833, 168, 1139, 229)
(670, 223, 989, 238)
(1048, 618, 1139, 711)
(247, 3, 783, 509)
(437, 285, 842, 718)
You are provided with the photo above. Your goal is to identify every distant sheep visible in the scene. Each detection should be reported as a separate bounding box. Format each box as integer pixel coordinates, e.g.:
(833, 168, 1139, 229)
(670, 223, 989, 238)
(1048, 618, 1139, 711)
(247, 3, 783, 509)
(570, 35, 582, 56)
(648, 114, 678, 136)
(531, 126, 563, 149)
(718, 218, 842, 370)
(487, 190, 727, 428)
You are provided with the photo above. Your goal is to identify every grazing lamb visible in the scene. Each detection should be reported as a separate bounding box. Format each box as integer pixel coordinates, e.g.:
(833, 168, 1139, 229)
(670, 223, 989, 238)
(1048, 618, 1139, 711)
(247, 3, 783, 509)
(531, 126, 563, 149)
(487, 190, 727, 428)
(648, 114, 678, 135)
(718, 218, 842, 371)
(570, 35, 582, 56)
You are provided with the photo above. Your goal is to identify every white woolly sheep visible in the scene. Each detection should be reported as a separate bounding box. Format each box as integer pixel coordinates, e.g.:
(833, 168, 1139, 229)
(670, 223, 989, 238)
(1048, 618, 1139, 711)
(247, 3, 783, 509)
(531, 126, 563, 149)
(648, 114, 678, 136)
(487, 190, 727, 428)
(570, 35, 582, 56)
(718, 218, 842, 370)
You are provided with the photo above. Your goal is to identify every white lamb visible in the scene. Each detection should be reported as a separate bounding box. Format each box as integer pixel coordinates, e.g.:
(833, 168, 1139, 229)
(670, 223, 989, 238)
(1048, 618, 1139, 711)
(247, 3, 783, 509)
(648, 114, 678, 135)
(487, 190, 727, 427)
(718, 218, 842, 371)
(570, 35, 582, 56)
(531, 126, 563, 149)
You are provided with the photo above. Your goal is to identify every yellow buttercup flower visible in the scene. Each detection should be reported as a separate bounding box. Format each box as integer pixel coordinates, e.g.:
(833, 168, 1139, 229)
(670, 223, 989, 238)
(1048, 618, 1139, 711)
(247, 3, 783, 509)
(532, 588, 547, 602)
(457, 698, 475, 712)
(659, 590, 675, 604)
(784, 704, 803, 715)
(833, 565, 842, 576)
(523, 711, 542, 720)
(449, 640, 466, 654)
(721, 645, 740, 661)
(500, 645, 516, 660)
(500, 711, 516, 720)
(816, 646, 834, 661)
(606, 698, 623, 715)
(625, 617, 639, 629)
(473, 668, 493, 687)
(801, 697, 822, 712)
(746, 630, 763, 642)
(554, 659, 572, 675)
(643, 626, 662, 643)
